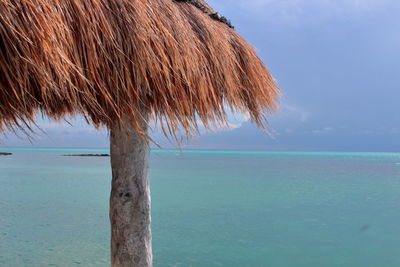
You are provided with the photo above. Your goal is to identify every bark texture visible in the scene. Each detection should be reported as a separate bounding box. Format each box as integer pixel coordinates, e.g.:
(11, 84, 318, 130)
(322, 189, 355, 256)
(110, 118, 152, 267)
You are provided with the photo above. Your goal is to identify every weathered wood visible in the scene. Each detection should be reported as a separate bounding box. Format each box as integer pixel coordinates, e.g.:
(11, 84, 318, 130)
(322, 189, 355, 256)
(110, 118, 152, 267)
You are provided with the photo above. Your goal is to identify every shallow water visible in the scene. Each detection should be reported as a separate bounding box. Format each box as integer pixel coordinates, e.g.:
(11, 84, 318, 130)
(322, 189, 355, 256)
(1, 148, 400, 266)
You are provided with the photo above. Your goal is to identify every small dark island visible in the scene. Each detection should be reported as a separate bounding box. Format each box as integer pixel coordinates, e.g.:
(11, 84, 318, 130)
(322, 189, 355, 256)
(62, 154, 110, 157)
(0, 152, 12, 156)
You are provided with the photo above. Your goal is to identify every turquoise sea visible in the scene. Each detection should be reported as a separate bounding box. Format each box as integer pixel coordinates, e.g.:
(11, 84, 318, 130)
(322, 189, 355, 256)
(1, 148, 400, 266)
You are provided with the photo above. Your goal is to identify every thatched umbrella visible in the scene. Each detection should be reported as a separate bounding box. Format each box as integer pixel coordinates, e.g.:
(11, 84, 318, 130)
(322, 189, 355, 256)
(0, 0, 279, 266)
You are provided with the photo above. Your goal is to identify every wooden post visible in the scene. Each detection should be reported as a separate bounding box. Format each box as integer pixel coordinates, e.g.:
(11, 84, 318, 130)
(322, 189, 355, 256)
(109, 117, 152, 267)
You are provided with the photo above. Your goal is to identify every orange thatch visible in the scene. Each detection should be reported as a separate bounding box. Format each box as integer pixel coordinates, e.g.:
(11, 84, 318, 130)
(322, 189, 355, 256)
(0, 0, 279, 137)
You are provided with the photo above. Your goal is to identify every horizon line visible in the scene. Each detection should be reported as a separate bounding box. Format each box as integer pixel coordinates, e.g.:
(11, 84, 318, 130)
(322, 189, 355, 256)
(1, 146, 400, 154)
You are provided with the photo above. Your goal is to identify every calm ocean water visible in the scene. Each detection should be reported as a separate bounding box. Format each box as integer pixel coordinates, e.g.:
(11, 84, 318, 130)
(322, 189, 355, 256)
(1, 148, 400, 266)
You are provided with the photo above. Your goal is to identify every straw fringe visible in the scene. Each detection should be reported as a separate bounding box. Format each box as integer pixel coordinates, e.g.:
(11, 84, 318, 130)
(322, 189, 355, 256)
(0, 0, 279, 138)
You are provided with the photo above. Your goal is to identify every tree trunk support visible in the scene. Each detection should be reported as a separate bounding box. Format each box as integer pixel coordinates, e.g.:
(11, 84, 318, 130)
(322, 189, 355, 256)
(110, 118, 152, 267)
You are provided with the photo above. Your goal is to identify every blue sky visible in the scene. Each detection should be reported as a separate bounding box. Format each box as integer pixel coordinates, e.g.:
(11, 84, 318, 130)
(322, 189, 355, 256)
(2, 0, 400, 151)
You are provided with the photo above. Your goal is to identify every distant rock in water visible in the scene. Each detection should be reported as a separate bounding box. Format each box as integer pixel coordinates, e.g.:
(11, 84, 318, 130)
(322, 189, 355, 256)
(0, 152, 12, 156)
(360, 224, 371, 232)
(63, 154, 110, 157)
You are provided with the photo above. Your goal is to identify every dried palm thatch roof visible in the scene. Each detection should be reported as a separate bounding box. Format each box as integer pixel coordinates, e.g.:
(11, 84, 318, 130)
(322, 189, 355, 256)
(0, 0, 279, 137)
